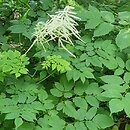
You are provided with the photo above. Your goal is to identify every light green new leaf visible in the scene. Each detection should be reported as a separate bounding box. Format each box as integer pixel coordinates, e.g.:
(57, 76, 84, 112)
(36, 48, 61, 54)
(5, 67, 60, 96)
(109, 99, 124, 114)
(15, 117, 23, 129)
(94, 22, 114, 37)
(116, 29, 130, 50)
(93, 114, 114, 129)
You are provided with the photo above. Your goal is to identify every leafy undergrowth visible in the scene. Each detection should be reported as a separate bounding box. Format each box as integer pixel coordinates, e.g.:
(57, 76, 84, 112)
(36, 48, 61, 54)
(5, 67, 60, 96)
(0, 0, 130, 130)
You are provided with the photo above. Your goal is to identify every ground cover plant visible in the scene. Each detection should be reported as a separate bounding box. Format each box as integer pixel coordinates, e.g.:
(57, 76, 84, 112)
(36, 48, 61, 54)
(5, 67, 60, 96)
(0, 0, 130, 130)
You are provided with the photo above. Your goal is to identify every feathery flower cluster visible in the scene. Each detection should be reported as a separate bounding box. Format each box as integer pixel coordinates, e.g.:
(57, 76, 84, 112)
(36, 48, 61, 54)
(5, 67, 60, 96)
(25, 6, 81, 57)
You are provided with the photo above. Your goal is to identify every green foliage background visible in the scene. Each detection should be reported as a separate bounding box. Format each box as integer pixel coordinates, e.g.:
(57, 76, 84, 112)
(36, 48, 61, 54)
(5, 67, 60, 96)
(0, 0, 130, 130)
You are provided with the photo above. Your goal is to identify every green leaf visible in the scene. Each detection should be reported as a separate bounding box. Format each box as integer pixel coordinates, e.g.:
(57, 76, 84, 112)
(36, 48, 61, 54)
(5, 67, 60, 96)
(73, 97, 88, 109)
(94, 22, 114, 37)
(63, 101, 77, 118)
(5, 112, 19, 120)
(99, 56, 118, 70)
(86, 96, 99, 108)
(123, 93, 130, 117)
(116, 56, 125, 68)
(126, 59, 130, 71)
(38, 89, 48, 102)
(43, 100, 54, 109)
(109, 99, 124, 114)
(85, 107, 97, 120)
(85, 83, 102, 95)
(64, 92, 73, 98)
(55, 82, 64, 91)
(76, 108, 86, 121)
(19, 68, 28, 74)
(21, 111, 36, 122)
(125, 124, 130, 130)
(93, 114, 114, 129)
(74, 81, 88, 95)
(31, 101, 44, 111)
(15, 117, 23, 129)
(74, 122, 87, 130)
(8, 24, 27, 34)
(17, 122, 35, 130)
(101, 11, 115, 23)
(85, 5, 102, 29)
(2, 65, 12, 72)
(72, 69, 81, 82)
(66, 124, 75, 130)
(118, 12, 130, 25)
(116, 29, 130, 50)
(50, 88, 63, 97)
(124, 72, 130, 83)
(90, 56, 102, 67)
(100, 75, 124, 84)
(114, 68, 124, 75)
(86, 121, 98, 130)
(40, 71, 47, 80)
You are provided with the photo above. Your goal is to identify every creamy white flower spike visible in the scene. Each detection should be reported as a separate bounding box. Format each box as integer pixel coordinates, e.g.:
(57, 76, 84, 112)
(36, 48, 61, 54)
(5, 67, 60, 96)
(25, 6, 82, 57)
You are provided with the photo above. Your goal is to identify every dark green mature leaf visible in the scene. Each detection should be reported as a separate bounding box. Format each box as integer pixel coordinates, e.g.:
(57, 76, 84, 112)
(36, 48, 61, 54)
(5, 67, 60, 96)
(94, 22, 114, 37)
(116, 29, 130, 50)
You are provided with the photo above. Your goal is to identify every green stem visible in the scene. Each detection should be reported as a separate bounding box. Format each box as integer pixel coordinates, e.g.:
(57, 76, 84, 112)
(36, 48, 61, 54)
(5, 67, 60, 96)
(37, 70, 56, 84)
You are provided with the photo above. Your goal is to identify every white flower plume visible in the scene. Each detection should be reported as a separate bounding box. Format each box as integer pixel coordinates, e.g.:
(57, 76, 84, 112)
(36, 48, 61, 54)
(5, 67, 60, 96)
(25, 6, 82, 57)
